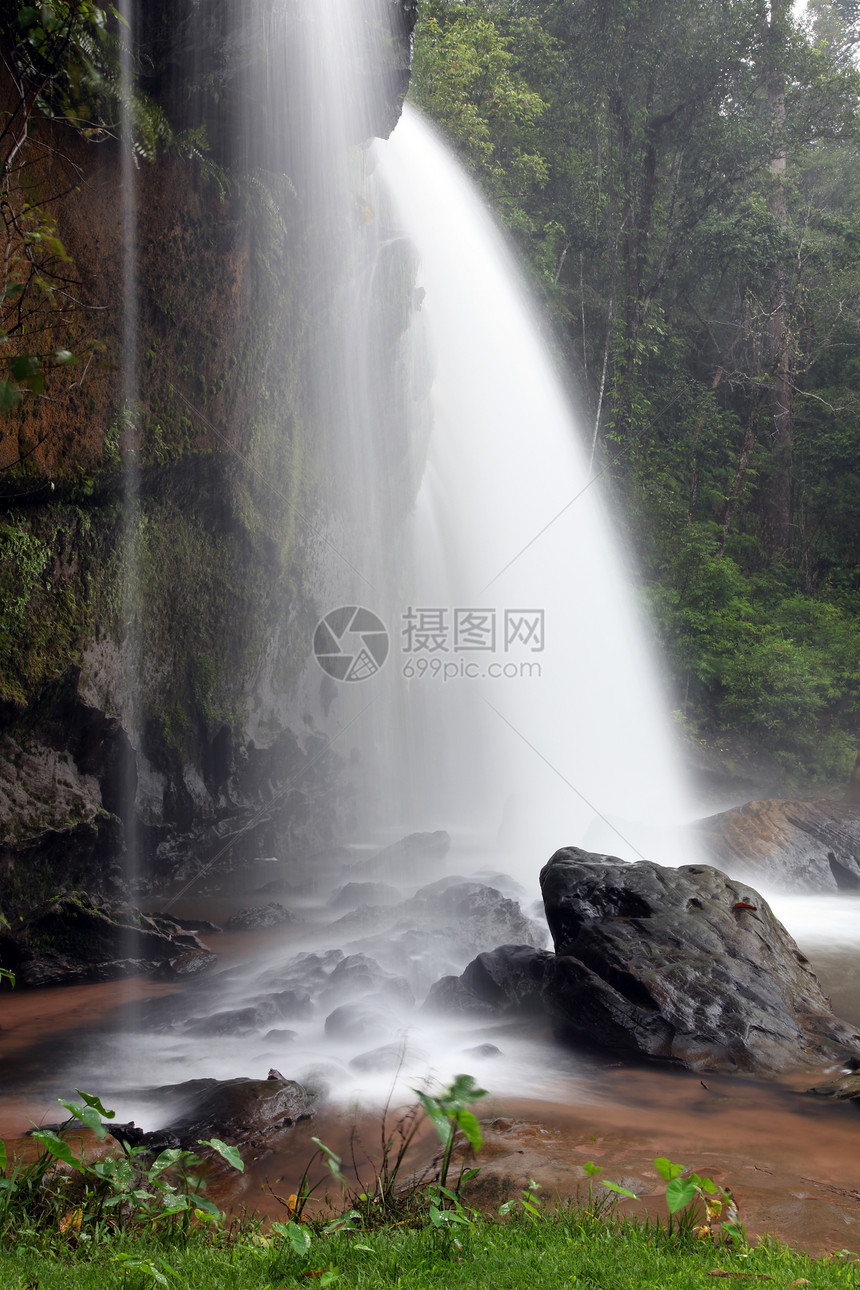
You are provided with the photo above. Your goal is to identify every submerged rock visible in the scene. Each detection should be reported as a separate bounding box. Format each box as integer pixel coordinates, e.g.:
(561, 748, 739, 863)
(539, 847, 860, 1074)
(350, 830, 451, 881)
(697, 798, 860, 893)
(424, 944, 552, 1017)
(324, 1002, 390, 1043)
(225, 902, 296, 931)
(348, 1042, 410, 1073)
(329, 881, 402, 909)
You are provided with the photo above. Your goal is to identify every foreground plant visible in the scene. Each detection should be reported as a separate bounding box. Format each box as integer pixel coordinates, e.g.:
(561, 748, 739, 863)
(0, 1090, 243, 1248)
(585, 1154, 746, 1243)
(278, 1072, 488, 1235)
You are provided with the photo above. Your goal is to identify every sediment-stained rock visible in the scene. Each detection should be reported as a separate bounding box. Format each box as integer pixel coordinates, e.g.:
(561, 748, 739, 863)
(697, 798, 860, 892)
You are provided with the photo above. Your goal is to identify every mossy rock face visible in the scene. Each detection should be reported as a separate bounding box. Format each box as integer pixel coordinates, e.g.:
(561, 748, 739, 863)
(0, 14, 424, 915)
(0, 813, 126, 921)
(1, 893, 214, 987)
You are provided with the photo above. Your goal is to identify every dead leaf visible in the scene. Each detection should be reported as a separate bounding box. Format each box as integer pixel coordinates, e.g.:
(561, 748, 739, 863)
(59, 1207, 82, 1236)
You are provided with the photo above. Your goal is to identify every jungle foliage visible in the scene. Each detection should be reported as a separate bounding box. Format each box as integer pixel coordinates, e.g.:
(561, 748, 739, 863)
(412, 0, 860, 784)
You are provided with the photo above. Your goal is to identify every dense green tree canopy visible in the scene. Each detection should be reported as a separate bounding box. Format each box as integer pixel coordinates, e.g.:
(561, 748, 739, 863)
(412, 0, 860, 784)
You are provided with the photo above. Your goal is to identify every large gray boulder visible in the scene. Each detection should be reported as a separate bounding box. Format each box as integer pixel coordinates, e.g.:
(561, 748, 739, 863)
(697, 798, 860, 893)
(539, 847, 860, 1074)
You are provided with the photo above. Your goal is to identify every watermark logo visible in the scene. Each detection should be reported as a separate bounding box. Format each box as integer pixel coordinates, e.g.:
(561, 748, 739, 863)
(402, 608, 544, 655)
(314, 605, 544, 684)
(313, 605, 390, 682)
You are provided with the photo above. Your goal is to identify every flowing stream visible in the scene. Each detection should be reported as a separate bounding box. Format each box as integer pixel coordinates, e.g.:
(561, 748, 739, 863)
(2, 5, 858, 1206)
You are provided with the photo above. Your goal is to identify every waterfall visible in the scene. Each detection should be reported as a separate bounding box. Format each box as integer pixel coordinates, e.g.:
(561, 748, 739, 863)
(358, 108, 699, 877)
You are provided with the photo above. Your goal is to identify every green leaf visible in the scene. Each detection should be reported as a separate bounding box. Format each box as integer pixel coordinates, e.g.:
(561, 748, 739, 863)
(0, 1139, 6, 1172)
(57, 1098, 107, 1138)
(311, 1137, 344, 1184)
(30, 1130, 85, 1172)
(583, 1161, 603, 1176)
(447, 1073, 488, 1104)
(197, 1137, 244, 1172)
(665, 1177, 699, 1213)
(272, 1219, 312, 1253)
(601, 1180, 639, 1199)
(415, 1091, 451, 1145)
(148, 1148, 188, 1177)
(654, 1156, 684, 1182)
(191, 1196, 222, 1220)
(453, 1107, 483, 1153)
(8, 355, 39, 382)
(74, 1090, 115, 1119)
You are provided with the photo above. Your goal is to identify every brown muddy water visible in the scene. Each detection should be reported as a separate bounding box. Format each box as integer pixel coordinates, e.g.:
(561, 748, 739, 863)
(1, 888, 858, 1257)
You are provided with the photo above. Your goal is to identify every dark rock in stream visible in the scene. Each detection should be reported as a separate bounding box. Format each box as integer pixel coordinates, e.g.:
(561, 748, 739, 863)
(539, 847, 860, 1074)
(349, 1042, 411, 1073)
(321, 953, 415, 1008)
(153, 949, 218, 980)
(348, 830, 451, 882)
(225, 902, 296, 931)
(183, 988, 311, 1037)
(108, 1076, 314, 1151)
(0, 893, 215, 987)
(808, 1066, 860, 1104)
(424, 944, 552, 1017)
(329, 881, 402, 909)
(697, 798, 860, 893)
(324, 1003, 390, 1043)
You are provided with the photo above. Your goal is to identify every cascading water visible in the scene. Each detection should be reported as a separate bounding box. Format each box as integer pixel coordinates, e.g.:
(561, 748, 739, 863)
(371, 107, 696, 874)
(33, 6, 709, 1115)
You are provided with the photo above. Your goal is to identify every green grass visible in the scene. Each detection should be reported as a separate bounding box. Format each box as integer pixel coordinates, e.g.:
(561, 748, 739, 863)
(1, 1209, 857, 1290)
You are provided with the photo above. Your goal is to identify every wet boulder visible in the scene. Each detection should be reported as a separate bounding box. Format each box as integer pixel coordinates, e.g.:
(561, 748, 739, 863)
(321, 953, 414, 1008)
(340, 880, 546, 995)
(329, 881, 402, 909)
(324, 1002, 390, 1043)
(110, 1076, 314, 1150)
(153, 949, 218, 980)
(349, 1042, 412, 1073)
(539, 847, 860, 1074)
(808, 1066, 860, 1105)
(414, 880, 546, 952)
(225, 902, 296, 931)
(697, 798, 860, 893)
(183, 988, 311, 1036)
(350, 830, 451, 882)
(424, 944, 552, 1017)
